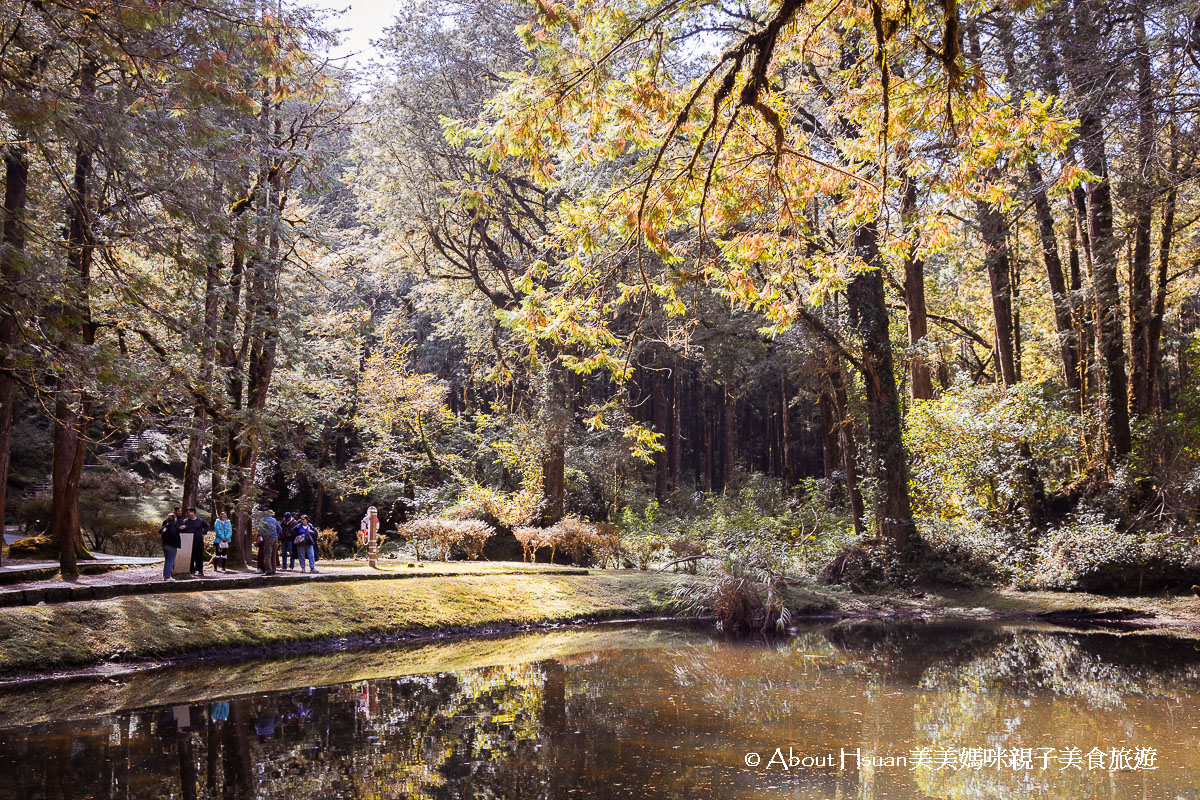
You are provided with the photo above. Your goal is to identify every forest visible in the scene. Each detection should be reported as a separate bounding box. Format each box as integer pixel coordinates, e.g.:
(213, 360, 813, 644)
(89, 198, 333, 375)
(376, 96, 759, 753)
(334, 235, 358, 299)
(1, 0, 1197, 597)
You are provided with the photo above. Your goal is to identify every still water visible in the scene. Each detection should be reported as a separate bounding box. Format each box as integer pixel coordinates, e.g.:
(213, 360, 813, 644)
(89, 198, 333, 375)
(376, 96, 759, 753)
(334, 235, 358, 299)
(0, 621, 1197, 799)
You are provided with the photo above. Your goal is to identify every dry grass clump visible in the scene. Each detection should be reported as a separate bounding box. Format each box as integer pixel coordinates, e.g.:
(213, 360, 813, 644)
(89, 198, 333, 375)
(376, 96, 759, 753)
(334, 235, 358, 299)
(401, 517, 494, 561)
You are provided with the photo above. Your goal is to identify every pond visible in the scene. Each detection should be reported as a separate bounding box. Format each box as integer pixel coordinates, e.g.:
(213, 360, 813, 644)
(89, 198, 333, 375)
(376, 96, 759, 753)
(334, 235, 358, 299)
(0, 620, 1196, 799)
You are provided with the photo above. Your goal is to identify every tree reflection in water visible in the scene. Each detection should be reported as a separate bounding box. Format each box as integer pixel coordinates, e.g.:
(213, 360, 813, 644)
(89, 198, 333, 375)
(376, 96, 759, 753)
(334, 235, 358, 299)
(0, 622, 1196, 799)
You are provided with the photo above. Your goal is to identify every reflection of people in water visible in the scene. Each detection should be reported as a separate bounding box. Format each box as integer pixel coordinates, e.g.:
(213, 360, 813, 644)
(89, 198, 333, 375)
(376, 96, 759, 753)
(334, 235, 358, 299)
(157, 708, 179, 754)
(155, 706, 199, 800)
(212, 701, 229, 724)
(254, 703, 278, 740)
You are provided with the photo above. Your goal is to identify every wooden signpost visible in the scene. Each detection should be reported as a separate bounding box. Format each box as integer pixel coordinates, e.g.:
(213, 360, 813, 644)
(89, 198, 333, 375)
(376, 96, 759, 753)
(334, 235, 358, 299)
(366, 506, 379, 567)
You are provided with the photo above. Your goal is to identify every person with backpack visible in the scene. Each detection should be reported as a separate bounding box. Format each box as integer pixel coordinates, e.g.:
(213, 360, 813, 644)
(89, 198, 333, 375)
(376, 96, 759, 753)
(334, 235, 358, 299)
(292, 515, 319, 573)
(159, 511, 181, 582)
(256, 511, 281, 575)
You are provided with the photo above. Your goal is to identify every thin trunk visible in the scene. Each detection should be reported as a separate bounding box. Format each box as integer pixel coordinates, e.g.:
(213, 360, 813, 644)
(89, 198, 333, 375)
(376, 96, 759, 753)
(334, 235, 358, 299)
(829, 368, 865, 536)
(818, 386, 839, 482)
(900, 163, 934, 400)
(721, 385, 734, 491)
(51, 60, 98, 579)
(0, 142, 30, 566)
(541, 354, 566, 524)
(1027, 160, 1081, 401)
(976, 193, 1018, 387)
(670, 361, 681, 491)
(702, 383, 713, 493)
(1148, 169, 1177, 412)
(1128, 4, 1156, 416)
(653, 361, 668, 501)
(848, 222, 915, 549)
(780, 371, 791, 488)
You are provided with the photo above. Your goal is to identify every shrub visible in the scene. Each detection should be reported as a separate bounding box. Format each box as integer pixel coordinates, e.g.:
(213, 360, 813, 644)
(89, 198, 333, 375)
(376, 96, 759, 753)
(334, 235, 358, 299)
(907, 382, 1083, 524)
(591, 523, 623, 568)
(544, 517, 596, 564)
(668, 537, 706, 573)
(1028, 512, 1200, 593)
(451, 483, 540, 528)
(317, 529, 339, 559)
(16, 494, 52, 534)
(102, 522, 161, 557)
(400, 517, 494, 561)
(456, 520, 493, 560)
(625, 534, 665, 570)
(513, 526, 546, 562)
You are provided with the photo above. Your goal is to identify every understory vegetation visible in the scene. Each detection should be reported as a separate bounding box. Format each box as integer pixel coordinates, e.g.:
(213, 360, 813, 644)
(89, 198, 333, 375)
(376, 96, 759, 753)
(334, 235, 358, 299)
(0, 0, 1197, 621)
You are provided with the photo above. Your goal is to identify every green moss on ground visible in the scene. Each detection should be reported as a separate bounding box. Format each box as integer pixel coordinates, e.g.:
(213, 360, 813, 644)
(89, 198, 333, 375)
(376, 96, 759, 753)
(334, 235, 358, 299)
(0, 571, 689, 674)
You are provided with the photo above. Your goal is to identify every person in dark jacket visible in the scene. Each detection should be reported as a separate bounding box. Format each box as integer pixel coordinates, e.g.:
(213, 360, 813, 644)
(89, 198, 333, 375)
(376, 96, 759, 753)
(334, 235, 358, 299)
(279, 512, 296, 571)
(178, 507, 210, 577)
(160, 512, 181, 581)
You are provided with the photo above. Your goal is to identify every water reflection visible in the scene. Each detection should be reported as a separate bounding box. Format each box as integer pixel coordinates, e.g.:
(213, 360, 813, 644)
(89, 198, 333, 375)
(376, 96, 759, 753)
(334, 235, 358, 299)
(0, 622, 1196, 799)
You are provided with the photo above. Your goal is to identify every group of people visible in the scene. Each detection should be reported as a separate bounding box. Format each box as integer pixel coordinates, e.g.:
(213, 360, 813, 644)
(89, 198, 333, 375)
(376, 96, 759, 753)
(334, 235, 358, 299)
(159, 505, 229, 581)
(253, 510, 321, 576)
(158, 506, 317, 580)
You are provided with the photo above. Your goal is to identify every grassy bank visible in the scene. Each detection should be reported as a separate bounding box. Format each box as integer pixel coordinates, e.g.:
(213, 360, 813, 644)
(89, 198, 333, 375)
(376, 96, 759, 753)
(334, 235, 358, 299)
(0, 571, 688, 675)
(2, 566, 1196, 678)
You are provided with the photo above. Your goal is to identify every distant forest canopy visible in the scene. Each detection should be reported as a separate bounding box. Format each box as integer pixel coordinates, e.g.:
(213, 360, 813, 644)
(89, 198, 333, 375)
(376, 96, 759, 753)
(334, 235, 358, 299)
(0, 0, 1197, 584)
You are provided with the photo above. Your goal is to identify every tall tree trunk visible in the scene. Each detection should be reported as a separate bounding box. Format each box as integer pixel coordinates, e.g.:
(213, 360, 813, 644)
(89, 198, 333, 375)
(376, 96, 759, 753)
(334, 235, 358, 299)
(215, 235, 246, 517)
(0, 142, 30, 566)
(51, 60, 98, 579)
(975, 180, 1018, 387)
(1128, 4, 1156, 416)
(1148, 129, 1178, 412)
(181, 230, 224, 511)
(1064, 0, 1132, 457)
(848, 222, 915, 550)
(231, 86, 283, 565)
(1027, 160, 1081, 402)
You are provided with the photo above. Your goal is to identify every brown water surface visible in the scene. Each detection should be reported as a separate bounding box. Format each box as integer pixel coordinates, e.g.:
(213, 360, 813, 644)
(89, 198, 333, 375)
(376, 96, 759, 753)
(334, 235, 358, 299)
(0, 620, 1196, 799)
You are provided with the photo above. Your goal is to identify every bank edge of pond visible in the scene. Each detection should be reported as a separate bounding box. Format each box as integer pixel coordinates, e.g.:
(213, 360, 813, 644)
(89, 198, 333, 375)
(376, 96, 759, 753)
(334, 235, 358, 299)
(0, 619, 713, 728)
(0, 571, 696, 678)
(1, 573, 1197, 685)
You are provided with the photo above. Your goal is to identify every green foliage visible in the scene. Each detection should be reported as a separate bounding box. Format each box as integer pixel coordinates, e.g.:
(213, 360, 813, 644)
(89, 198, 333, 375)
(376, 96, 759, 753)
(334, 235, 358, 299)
(907, 382, 1084, 522)
(1028, 511, 1200, 593)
